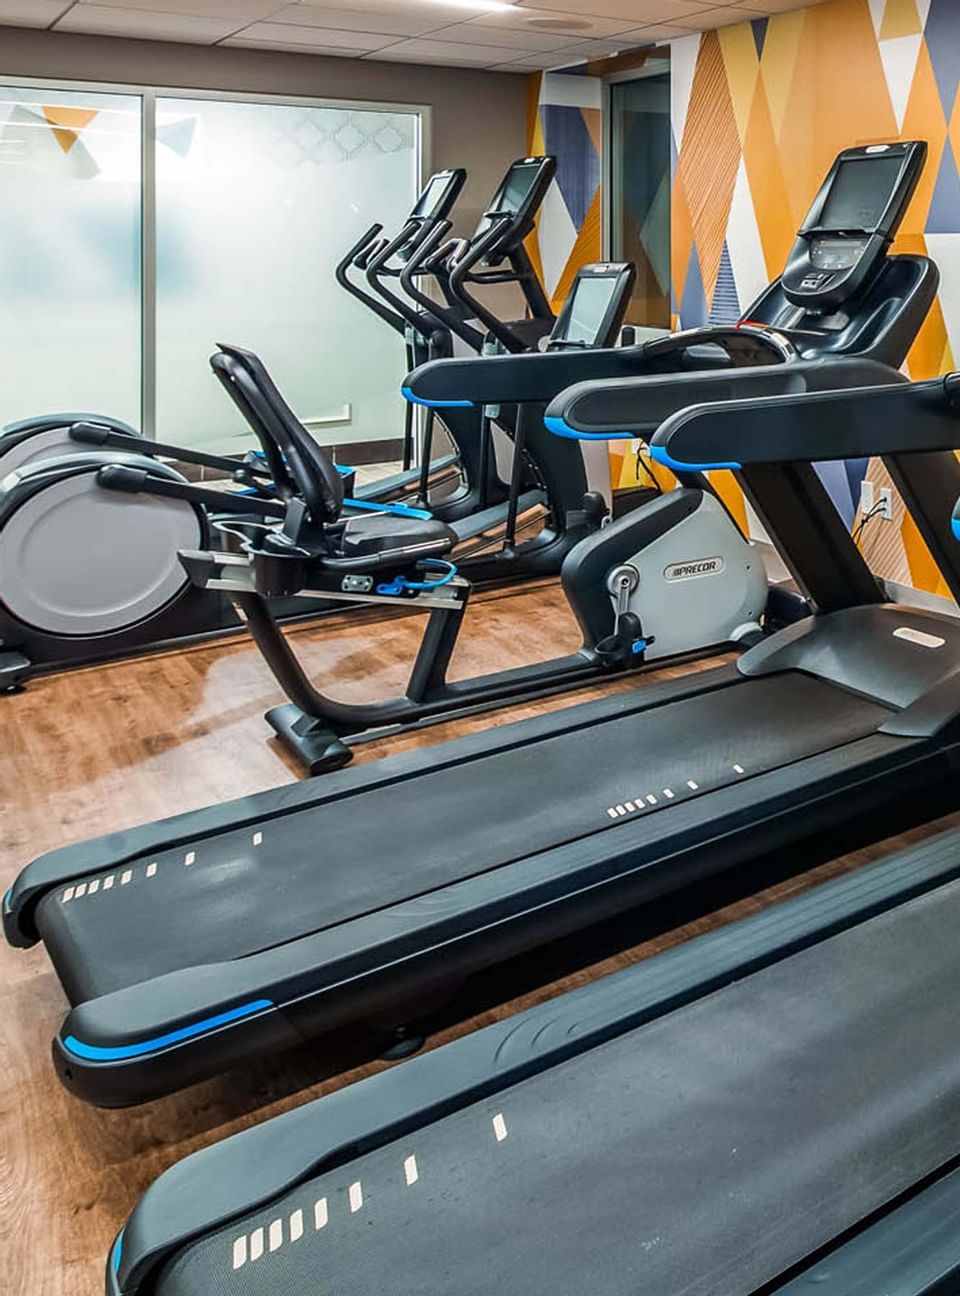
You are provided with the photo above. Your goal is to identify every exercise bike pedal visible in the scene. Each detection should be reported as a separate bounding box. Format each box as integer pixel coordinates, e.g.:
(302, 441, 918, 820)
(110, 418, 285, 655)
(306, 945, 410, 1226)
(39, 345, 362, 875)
(594, 613, 652, 668)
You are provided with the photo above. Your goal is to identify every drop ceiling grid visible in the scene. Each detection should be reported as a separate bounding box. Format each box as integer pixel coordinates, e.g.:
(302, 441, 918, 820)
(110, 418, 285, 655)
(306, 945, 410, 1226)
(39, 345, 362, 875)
(0, 0, 828, 72)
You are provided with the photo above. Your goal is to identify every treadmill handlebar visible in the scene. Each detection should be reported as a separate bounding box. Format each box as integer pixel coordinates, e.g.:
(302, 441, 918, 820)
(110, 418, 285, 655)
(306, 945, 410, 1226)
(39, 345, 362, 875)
(651, 369, 955, 473)
(542, 357, 900, 443)
(642, 322, 798, 366)
(404, 345, 651, 408)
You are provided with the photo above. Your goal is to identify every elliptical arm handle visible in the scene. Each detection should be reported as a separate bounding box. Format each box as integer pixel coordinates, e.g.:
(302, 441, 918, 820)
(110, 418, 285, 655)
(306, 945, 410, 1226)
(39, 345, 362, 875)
(448, 214, 527, 353)
(399, 221, 485, 352)
(335, 223, 406, 334)
(366, 218, 447, 335)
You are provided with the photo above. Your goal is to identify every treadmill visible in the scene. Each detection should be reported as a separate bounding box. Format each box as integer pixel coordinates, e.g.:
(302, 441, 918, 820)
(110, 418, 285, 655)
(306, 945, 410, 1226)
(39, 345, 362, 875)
(106, 820, 960, 1296)
(8, 141, 960, 1111)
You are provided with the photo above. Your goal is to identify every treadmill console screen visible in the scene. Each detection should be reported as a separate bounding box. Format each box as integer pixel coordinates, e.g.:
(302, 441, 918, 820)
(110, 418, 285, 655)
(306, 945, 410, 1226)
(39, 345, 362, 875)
(555, 275, 617, 345)
(819, 156, 902, 230)
(412, 173, 454, 220)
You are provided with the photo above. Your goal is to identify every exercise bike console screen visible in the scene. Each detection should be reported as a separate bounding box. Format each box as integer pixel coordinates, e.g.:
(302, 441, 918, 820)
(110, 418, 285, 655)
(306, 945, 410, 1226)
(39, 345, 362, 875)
(560, 277, 615, 344)
(550, 267, 631, 349)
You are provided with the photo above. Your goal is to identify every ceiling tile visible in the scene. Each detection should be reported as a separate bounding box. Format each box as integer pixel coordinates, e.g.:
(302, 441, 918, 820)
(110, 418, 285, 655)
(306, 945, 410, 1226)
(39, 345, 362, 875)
(523, 0, 713, 20)
(687, 5, 763, 27)
(55, 4, 244, 40)
(366, 35, 523, 65)
(74, 0, 286, 16)
(541, 34, 643, 57)
(614, 21, 701, 40)
(0, 0, 71, 25)
(466, 6, 641, 38)
(423, 20, 576, 49)
(225, 19, 396, 48)
(266, 1, 468, 36)
(224, 35, 365, 53)
(493, 49, 589, 69)
(732, 0, 826, 10)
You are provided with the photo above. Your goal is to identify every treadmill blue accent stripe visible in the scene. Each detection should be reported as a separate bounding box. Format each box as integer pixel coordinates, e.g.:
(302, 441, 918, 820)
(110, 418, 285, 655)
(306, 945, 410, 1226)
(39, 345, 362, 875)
(544, 414, 633, 441)
(401, 386, 473, 408)
(112, 1232, 123, 1277)
(63, 999, 275, 1062)
(952, 516, 960, 543)
(650, 445, 742, 473)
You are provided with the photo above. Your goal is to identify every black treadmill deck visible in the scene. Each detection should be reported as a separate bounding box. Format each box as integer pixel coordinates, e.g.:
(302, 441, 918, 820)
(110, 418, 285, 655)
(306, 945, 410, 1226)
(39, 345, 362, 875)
(36, 671, 891, 1003)
(153, 877, 960, 1296)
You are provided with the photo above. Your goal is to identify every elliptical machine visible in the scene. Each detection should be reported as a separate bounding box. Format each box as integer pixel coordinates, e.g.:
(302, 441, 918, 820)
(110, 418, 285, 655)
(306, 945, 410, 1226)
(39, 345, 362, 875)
(180, 141, 936, 774)
(0, 159, 598, 688)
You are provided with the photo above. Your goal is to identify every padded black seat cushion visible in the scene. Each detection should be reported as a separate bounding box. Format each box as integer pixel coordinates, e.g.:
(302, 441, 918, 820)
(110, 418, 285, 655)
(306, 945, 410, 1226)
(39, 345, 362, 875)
(341, 513, 456, 561)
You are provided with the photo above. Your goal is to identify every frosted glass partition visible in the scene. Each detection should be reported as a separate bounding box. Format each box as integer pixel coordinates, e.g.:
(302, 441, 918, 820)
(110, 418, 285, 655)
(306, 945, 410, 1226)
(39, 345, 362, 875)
(0, 88, 142, 428)
(155, 98, 420, 454)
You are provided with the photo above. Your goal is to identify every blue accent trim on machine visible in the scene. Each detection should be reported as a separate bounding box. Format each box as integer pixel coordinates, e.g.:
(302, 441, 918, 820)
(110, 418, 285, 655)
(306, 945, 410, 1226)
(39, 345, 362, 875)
(650, 445, 743, 473)
(62, 999, 276, 1062)
(343, 497, 433, 521)
(952, 516, 960, 543)
(112, 1233, 123, 1276)
(376, 559, 458, 597)
(401, 386, 474, 409)
(544, 414, 633, 441)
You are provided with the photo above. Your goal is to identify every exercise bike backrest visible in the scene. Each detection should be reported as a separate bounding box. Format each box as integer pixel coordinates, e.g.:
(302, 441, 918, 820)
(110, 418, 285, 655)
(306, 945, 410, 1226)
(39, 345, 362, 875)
(210, 344, 345, 528)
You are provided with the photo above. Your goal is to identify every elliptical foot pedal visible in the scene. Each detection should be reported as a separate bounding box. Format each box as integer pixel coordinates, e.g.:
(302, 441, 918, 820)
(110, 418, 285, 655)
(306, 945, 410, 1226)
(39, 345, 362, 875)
(265, 703, 354, 776)
(0, 651, 32, 693)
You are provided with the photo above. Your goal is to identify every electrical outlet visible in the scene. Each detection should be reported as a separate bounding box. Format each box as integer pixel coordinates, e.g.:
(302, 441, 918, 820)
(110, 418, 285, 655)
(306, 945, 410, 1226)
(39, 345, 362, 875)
(879, 488, 894, 521)
(860, 480, 875, 513)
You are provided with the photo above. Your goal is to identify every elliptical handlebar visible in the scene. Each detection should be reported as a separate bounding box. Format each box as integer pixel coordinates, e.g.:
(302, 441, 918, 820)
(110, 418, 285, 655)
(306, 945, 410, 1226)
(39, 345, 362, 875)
(447, 214, 527, 353)
(366, 217, 448, 337)
(399, 221, 485, 352)
(335, 222, 407, 334)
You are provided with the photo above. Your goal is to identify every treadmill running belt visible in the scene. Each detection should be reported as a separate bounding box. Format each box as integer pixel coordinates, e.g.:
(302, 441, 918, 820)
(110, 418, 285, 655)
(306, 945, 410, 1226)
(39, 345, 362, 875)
(37, 673, 892, 1004)
(153, 879, 960, 1296)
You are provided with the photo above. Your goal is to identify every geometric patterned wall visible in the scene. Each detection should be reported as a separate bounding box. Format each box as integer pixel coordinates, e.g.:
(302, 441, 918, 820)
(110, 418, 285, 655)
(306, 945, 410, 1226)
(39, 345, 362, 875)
(525, 70, 602, 313)
(672, 0, 960, 383)
(671, 0, 960, 594)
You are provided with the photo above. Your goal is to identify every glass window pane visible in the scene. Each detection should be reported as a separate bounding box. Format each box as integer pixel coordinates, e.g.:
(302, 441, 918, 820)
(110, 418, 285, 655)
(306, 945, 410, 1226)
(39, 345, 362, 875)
(0, 86, 142, 427)
(610, 74, 671, 328)
(155, 98, 420, 455)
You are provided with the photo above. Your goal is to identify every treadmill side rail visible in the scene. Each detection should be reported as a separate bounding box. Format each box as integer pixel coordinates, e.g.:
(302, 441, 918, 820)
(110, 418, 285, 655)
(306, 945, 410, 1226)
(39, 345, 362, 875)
(108, 826, 960, 1295)
(773, 1165, 960, 1295)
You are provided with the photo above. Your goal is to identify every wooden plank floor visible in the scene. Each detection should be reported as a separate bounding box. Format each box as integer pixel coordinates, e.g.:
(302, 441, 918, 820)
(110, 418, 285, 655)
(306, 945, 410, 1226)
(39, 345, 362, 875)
(1, 580, 955, 1295)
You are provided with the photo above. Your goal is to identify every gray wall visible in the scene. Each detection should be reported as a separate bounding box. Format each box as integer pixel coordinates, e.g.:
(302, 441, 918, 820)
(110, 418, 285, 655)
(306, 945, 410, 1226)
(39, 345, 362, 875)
(0, 25, 529, 233)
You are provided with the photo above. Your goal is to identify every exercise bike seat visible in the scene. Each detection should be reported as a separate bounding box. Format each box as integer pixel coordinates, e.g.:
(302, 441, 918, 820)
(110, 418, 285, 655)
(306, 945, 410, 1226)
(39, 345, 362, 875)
(339, 511, 455, 562)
